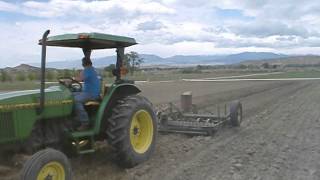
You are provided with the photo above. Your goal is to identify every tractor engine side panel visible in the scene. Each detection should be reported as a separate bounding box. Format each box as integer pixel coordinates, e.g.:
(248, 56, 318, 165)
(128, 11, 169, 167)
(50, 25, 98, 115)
(41, 87, 73, 119)
(0, 86, 73, 144)
(0, 99, 38, 144)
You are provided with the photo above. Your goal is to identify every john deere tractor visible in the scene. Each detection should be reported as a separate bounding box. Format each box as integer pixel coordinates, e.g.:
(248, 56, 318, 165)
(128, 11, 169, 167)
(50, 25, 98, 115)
(0, 30, 157, 179)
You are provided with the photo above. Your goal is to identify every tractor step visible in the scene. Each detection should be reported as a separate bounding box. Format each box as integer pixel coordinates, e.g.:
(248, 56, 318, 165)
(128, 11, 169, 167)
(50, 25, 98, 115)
(72, 137, 96, 155)
(78, 149, 95, 154)
(71, 130, 95, 138)
(68, 130, 96, 155)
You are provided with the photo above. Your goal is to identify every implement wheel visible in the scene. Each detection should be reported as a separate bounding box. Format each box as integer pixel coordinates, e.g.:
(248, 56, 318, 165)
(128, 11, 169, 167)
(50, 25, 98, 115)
(229, 100, 243, 127)
(20, 148, 72, 180)
(106, 95, 157, 168)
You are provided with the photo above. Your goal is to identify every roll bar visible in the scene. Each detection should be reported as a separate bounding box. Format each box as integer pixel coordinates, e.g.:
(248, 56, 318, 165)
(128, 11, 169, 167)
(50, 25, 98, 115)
(38, 30, 126, 114)
(114, 47, 125, 81)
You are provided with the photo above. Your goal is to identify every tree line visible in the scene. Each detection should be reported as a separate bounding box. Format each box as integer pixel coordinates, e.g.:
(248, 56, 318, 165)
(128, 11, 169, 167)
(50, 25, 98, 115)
(0, 51, 144, 82)
(0, 69, 79, 82)
(104, 51, 144, 76)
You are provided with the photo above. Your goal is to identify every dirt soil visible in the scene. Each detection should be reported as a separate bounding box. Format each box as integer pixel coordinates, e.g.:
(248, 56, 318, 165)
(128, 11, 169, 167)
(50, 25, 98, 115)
(2, 80, 320, 180)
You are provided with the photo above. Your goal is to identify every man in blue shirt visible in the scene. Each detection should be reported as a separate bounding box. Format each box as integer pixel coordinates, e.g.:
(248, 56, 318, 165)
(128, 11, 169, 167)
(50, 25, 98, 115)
(73, 57, 101, 131)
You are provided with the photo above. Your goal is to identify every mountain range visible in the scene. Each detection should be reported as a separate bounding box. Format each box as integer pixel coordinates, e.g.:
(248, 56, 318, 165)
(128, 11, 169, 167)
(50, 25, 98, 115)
(28, 52, 289, 69)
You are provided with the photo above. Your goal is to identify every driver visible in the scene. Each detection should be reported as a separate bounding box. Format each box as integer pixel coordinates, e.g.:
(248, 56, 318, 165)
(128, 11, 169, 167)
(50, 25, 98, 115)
(73, 57, 101, 131)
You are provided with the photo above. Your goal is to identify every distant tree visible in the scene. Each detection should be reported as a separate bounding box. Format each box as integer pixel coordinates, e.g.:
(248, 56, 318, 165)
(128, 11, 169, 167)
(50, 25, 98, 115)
(238, 64, 247, 69)
(27, 72, 36, 81)
(124, 51, 144, 75)
(104, 64, 116, 72)
(0, 70, 9, 82)
(262, 62, 270, 69)
(46, 71, 55, 81)
(72, 68, 78, 77)
(181, 68, 201, 74)
(63, 69, 72, 77)
(16, 72, 26, 81)
(104, 64, 116, 78)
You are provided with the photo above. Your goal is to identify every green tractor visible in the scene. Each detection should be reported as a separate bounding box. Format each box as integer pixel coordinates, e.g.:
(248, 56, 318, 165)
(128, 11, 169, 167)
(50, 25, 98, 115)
(0, 30, 157, 179)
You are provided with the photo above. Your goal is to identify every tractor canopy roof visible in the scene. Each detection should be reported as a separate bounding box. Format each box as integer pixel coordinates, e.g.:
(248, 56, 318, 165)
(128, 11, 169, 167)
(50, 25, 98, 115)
(39, 32, 137, 49)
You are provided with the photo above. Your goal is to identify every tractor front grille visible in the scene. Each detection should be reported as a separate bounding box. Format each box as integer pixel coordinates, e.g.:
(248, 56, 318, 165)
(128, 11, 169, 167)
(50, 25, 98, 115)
(0, 112, 15, 139)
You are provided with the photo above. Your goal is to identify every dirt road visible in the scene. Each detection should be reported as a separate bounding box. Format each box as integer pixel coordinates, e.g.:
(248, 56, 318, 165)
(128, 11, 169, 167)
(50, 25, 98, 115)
(2, 80, 320, 180)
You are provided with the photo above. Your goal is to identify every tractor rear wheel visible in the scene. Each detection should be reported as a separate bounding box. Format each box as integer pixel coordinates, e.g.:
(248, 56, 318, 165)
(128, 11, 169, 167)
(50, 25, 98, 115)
(230, 100, 243, 126)
(106, 95, 157, 168)
(20, 148, 72, 180)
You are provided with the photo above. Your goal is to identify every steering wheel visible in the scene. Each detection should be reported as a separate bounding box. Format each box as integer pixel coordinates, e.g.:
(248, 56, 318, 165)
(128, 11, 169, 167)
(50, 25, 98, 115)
(58, 77, 82, 92)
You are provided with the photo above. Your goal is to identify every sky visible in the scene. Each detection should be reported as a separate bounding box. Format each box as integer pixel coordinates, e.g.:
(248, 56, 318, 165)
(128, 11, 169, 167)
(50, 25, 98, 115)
(1, 0, 320, 67)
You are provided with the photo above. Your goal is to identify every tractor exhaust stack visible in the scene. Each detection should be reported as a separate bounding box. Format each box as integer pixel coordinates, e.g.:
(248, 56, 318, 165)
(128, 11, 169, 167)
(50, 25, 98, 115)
(39, 30, 50, 114)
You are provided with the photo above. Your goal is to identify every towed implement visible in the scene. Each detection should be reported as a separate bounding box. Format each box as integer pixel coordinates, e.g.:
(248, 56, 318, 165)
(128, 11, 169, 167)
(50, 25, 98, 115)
(0, 30, 157, 179)
(158, 92, 242, 136)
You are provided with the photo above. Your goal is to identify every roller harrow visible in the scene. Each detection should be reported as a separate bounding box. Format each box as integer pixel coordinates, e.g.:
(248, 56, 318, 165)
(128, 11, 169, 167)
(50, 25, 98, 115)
(157, 92, 242, 136)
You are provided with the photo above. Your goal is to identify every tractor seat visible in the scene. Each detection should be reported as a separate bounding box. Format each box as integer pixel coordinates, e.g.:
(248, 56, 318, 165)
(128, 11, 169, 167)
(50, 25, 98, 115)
(84, 97, 102, 106)
(85, 101, 100, 106)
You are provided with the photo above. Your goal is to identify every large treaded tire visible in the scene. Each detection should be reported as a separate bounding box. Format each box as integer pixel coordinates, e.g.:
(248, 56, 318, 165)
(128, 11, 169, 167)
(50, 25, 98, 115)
(20, 148, 72, 180)
(106, 95, 157, 168)
(229, 100, 243, 127)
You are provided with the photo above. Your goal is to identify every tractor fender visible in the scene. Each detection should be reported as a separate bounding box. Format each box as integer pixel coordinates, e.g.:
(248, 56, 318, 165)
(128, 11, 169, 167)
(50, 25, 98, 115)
(94, 83, 141, 134)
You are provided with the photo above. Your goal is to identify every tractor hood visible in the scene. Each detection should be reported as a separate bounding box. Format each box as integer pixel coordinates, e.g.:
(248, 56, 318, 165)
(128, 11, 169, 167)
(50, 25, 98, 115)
(0, 85, 74, 144)
(0, 87, 58, 101)
(0, 86, 73, 116)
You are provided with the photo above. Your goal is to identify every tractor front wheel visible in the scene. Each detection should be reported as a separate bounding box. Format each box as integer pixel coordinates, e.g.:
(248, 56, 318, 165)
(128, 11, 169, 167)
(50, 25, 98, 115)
(20, 148, 72, 180)
(106, 95, 157, 168)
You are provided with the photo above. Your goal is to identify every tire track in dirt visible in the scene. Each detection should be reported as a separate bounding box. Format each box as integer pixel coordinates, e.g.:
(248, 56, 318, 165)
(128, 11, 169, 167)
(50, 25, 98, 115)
(232, 83, 315, 180)
(279, 83, 320, 180)
(239, 82, 320, 180)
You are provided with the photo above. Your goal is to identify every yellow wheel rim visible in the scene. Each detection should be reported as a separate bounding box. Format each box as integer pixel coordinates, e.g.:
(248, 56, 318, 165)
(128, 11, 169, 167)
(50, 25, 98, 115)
(37, 161, 65, 180)
(130, 110, 154, 154)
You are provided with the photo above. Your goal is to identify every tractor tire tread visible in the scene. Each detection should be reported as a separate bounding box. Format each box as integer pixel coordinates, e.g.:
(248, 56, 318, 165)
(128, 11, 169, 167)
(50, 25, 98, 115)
(105, 95, 157, 168)
(20, 148, 72, 180)
(230, 100, 243, 127)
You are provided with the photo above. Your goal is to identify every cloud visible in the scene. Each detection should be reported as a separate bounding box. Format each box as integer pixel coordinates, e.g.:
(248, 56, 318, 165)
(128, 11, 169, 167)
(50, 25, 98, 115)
(2, 0, 175, 18)
(0, 1, 18, 12)
(1, 0, 320, 67)
(0, 20, 103, 67)
(229, 21, 314, 38)
(137, 20, 165, 31)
